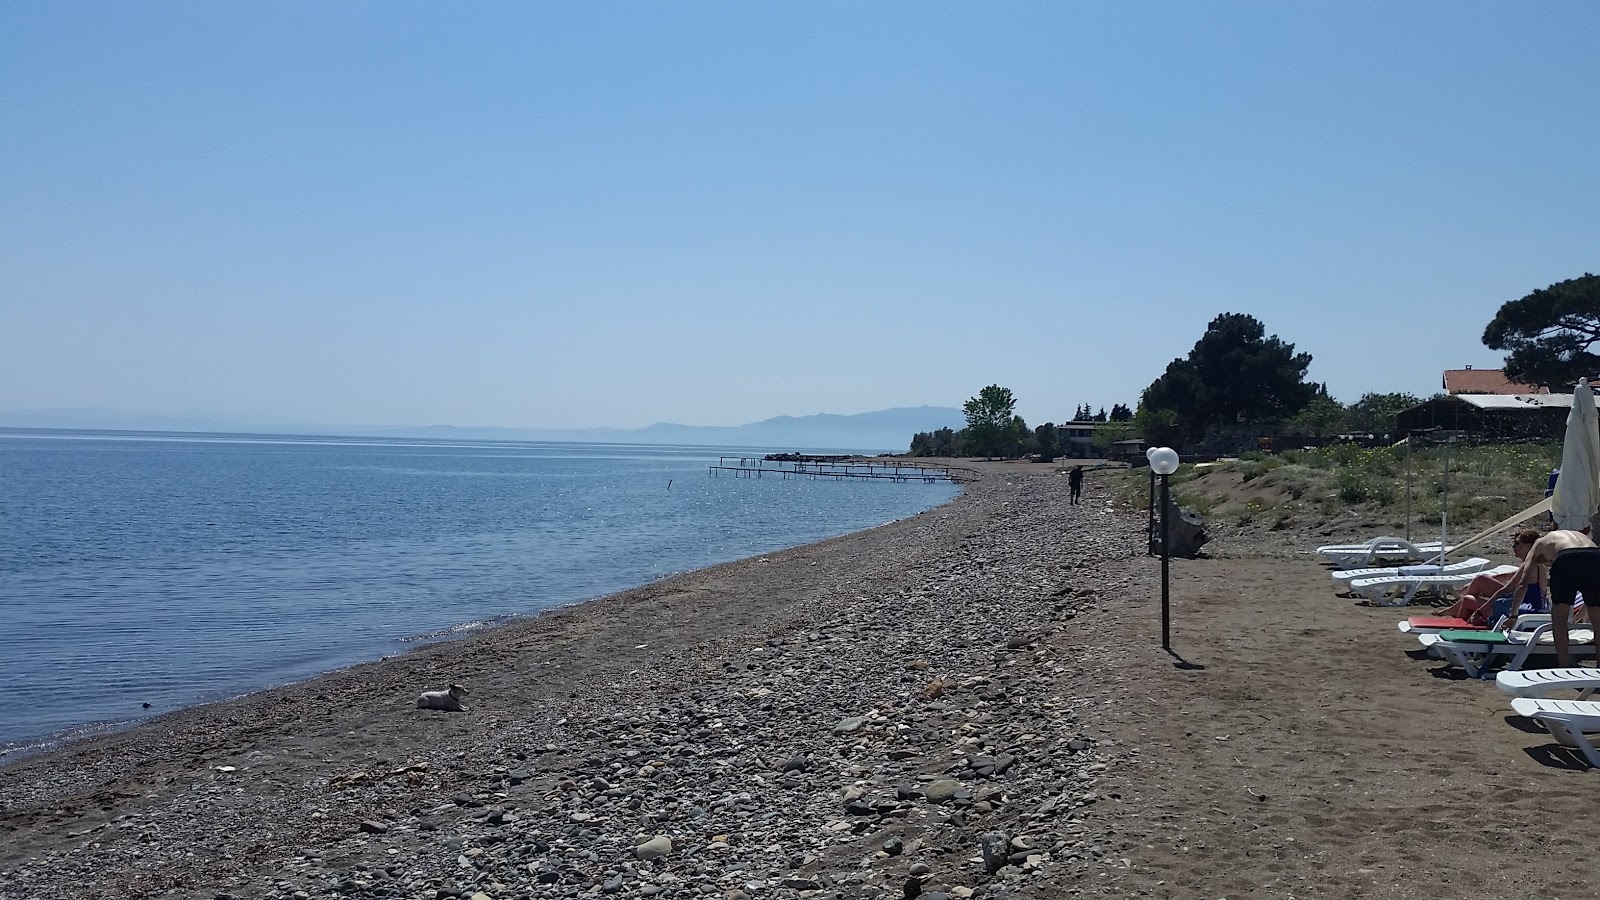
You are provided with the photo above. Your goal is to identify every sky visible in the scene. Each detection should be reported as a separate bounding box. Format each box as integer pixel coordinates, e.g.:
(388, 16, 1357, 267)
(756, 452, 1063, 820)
(2, 2, 1596, 430)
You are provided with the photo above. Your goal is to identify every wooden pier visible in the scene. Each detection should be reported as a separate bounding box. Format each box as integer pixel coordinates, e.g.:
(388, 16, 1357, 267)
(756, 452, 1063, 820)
(709, 456, 956, 484)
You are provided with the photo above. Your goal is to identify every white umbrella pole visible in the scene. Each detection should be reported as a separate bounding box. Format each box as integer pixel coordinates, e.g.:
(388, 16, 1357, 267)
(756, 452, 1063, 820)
(1439, 496, 1552, 562)
(1405, 437, 1413, 543)
(1440, 438, 1450, 566)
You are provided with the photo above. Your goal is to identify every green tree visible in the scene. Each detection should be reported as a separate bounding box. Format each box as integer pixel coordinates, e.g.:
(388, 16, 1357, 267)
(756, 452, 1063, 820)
(1482, 274, 1600, 388)
(1093, 406, 1108, 422)
(1006, 414, 1030, 459)
(1034, 422, 1058, 460)
(1284, 394, 1346, 436)
(1134, 404, 1182, 449)
(962, 385, 1018, 459)
(1344, 392, 1421, 434)
(909, 427, 962, 457)
(1109, 403, 1133, 421)
(1139, 313, 1316, 448)
(1092, 421, 1135, 453)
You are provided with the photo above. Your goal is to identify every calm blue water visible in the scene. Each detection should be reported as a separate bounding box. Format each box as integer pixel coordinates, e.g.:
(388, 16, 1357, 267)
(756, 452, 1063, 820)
(0, 430, 958, 755)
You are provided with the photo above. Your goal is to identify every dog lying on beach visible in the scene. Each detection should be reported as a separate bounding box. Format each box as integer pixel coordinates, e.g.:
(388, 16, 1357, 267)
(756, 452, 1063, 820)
(416, 684, 469, 712)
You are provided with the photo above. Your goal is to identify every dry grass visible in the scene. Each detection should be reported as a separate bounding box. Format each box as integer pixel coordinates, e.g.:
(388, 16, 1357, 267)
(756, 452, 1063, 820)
(1110, 442, 1561, 532)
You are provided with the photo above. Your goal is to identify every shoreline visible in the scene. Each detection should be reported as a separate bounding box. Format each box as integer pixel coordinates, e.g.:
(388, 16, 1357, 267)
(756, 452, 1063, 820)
(0, 458, 992, 794)
(7, 460, 1090, 898)
(10, 459, 1584, 899)
(0, 463, 970, 765)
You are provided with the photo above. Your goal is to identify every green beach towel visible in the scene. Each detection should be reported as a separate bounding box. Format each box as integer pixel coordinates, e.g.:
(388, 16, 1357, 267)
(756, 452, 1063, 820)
(1436, 629, 1508, 644)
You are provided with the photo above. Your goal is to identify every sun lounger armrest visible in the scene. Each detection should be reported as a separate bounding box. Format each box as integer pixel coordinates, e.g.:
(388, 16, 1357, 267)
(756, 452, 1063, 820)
(1520, 622, 1556, 642)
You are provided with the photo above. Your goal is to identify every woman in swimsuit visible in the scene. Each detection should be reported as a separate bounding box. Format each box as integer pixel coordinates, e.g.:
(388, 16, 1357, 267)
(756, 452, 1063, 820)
(1437, 529, 1541, 626)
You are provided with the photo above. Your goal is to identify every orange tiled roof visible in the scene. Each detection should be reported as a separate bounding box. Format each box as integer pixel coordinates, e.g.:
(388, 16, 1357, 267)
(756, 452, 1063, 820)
(1442, 368, 1548, 395)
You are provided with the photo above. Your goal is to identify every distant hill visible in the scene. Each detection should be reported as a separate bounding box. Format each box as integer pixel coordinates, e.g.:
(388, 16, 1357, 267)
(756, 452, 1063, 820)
(629, 406, 967, 452)
(0, 406, 967, 454)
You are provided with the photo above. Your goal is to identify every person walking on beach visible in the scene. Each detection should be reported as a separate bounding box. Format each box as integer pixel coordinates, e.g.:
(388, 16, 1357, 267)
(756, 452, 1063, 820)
(1068, 465, 1084, 505)
(1491, 529, 1599, 666)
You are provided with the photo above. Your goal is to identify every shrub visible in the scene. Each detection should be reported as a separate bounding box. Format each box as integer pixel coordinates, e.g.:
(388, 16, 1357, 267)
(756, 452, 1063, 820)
(1329, 443, 1364, 467)
(1370, 481, 1396, 506)
(1336, 470, 1367, 504)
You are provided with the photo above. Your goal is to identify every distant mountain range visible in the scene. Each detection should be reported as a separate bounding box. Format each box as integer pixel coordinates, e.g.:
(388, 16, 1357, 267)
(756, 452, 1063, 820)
(0, 406, 968, 454)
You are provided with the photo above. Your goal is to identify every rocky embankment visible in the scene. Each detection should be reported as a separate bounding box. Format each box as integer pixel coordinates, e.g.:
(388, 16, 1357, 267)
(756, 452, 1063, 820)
(1, 471, 1154, 900)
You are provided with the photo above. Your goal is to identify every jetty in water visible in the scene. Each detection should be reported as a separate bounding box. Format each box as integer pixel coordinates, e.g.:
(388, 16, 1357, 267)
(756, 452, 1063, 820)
(708, 456, 957, 483)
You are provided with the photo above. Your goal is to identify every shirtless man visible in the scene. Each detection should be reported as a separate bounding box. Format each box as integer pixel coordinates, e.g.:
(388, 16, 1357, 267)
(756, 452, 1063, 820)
(1492, 529, 1599, 666)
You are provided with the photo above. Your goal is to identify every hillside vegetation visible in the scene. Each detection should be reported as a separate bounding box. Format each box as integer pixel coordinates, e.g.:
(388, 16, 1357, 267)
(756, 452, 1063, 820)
(1117, 443, 1562, 537)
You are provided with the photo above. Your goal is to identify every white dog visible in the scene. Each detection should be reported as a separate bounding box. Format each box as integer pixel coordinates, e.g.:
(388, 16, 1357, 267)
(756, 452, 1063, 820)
(416, 683, 469, 712)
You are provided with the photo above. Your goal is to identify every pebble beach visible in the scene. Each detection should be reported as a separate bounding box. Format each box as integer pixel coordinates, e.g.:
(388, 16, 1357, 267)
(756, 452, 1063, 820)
(3, 462, 1596, 900)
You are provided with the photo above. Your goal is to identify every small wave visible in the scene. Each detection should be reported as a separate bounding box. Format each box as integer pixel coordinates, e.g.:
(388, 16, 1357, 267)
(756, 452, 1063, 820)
(0, 716, 141, 763)
(399, 615, 520, 643)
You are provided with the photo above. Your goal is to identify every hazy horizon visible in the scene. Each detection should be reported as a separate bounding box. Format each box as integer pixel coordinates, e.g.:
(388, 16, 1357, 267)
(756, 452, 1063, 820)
(0, 403, 975, 455)
(0, 401, 964, 431)
(4, 3, 1595, 429)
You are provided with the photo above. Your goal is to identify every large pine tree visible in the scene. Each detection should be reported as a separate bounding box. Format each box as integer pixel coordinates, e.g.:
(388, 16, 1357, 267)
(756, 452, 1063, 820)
(1138, 313, 1314, 448)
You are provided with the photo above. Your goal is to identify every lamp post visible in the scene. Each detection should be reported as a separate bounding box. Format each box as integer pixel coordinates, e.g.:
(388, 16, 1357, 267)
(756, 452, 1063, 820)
(1149, 446, 1181, 652)
(1145, 446, 1159, 555)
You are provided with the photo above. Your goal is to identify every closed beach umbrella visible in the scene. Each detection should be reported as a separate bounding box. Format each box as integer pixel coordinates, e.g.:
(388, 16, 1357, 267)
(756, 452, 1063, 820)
(1552, 378, 1600, 531)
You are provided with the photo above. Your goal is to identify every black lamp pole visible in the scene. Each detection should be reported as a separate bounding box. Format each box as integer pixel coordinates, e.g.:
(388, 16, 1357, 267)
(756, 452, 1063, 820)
(1160, 469, 1171, 651)
(1147, 467, 1156, 555)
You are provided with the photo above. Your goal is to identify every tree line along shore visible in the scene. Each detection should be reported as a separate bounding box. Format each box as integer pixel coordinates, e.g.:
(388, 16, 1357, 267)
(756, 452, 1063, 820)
(908, 273, 1600, 462)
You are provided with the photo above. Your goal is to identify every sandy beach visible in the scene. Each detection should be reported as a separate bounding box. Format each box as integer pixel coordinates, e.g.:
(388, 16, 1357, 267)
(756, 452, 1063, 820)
(3, 462, 1596, 900)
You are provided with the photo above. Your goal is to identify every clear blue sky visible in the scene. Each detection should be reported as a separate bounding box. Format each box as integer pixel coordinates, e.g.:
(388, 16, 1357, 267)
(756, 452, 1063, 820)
(3, 2, 1596, 429)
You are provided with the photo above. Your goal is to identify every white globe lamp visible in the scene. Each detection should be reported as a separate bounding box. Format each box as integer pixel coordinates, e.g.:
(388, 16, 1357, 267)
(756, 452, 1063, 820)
(1149, 447, 1180, 476)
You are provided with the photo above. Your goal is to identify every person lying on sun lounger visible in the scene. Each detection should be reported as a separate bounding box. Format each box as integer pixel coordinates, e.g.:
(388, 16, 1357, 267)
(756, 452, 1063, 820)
(1492, 530, 1600, 666)
(1437, 530, 1542, 625)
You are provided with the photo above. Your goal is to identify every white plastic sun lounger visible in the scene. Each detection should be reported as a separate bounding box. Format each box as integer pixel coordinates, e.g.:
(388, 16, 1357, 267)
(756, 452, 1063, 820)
(1349, 564, 1517, 605)
(1496, 668, 1600, 699)
(1508, 698, 1600, 768)
(1415, 614, 1552, 655)
(1317, 538, 1450, 568)
(1333, 557, 1491, 584)
(1419, 622, 1596, 678)
(1314, 536, 1443, 555)
(1396, 611, 1511, 636)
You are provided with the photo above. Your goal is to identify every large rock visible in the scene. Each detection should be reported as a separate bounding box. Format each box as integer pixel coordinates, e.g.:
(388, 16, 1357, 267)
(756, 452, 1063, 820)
(634, 835, 673, 860)
(833, 716, 869, 735)
(923, 779, 962, 804)
(1149, 497, 1208, 558)
(980, 833, 1010, 874)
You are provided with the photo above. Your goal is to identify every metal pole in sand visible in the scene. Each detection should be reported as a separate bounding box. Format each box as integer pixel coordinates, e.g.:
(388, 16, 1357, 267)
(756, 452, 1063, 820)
(1440, 436, 1451, 566)
(1405, 436, 1413, 543)
(1147, 467, 1156, 555)
(1160, 471, 1171, 651)
(1148, 447, 1181, 652)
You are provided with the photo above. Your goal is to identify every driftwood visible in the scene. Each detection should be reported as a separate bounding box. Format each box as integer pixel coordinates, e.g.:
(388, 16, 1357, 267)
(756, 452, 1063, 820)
(1149, 497, 1209, 558)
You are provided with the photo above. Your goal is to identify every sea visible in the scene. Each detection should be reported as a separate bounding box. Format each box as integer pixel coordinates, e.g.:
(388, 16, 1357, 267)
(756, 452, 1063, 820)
(0, 430, 959, 757)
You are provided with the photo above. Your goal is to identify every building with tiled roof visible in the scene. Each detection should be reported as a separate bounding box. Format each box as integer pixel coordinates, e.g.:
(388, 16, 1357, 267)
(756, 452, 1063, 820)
(1442, 367, 1548, 395)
